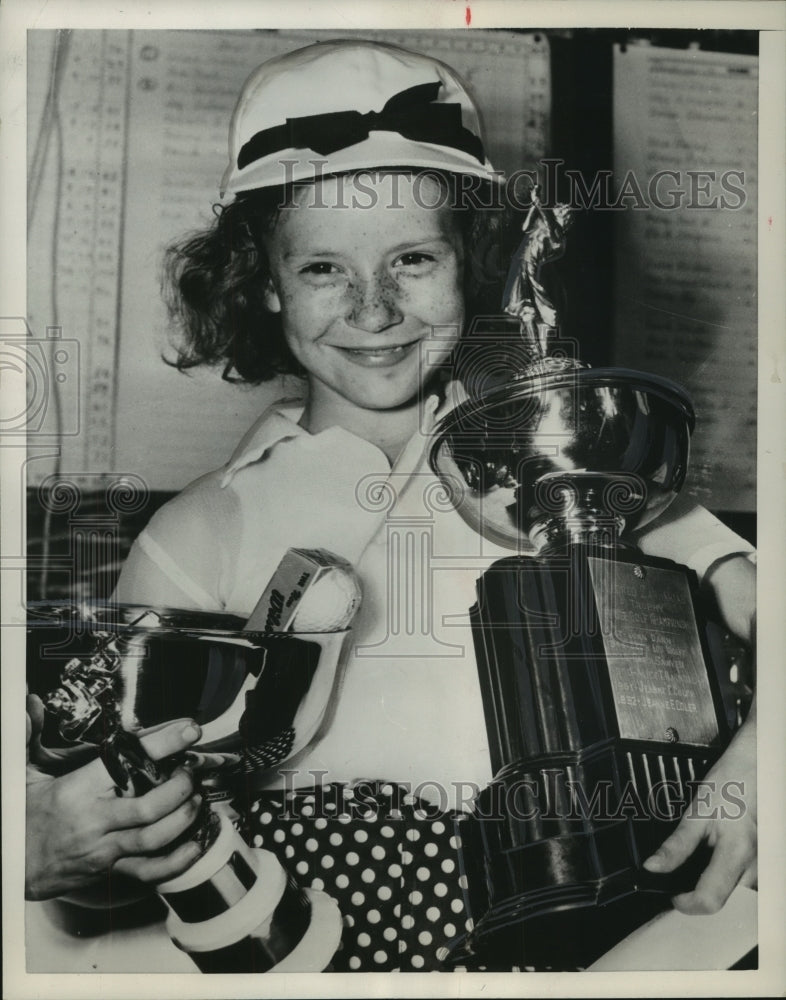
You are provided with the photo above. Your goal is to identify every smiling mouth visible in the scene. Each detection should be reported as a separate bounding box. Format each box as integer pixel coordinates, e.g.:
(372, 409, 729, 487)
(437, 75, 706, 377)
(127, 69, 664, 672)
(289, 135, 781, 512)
(335, 340, 420, 366)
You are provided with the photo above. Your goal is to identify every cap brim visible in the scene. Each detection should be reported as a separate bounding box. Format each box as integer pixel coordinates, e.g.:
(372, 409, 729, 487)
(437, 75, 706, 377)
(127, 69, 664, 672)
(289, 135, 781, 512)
(219, 132, 503, 200)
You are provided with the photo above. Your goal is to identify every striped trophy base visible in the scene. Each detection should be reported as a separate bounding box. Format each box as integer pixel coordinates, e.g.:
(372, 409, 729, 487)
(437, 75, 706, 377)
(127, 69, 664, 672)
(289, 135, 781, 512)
(157, 812, 342, 973)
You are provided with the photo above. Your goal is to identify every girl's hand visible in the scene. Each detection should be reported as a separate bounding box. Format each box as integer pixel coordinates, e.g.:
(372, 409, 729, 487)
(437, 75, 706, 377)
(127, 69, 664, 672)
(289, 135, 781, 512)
(25, 695, 204, 901)
(702, 553, 756, 645)
(643, 703, 757, 913)
(643, 552, 758, 914)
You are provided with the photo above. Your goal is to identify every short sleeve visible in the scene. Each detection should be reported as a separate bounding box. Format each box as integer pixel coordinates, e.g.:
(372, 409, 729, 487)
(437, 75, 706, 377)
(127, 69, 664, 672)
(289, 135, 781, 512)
(631, 494, 755, 581)
(112, 472, 241, 611)
(113, 531, 218, 609)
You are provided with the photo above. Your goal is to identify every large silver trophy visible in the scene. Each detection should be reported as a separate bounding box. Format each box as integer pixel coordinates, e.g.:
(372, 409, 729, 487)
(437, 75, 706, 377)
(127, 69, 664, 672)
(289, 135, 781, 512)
(28, 549, 359, 972)
(430, 189, 736, 969)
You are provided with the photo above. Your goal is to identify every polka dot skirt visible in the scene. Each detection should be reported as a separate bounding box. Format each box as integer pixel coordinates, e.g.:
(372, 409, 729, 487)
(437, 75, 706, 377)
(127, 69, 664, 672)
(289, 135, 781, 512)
(242, 781, 473, 972)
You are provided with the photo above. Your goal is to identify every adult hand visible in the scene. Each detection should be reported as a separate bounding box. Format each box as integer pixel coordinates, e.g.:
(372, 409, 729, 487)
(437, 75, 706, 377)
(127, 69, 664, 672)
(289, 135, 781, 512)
(643, 701, 757, 914)
(26, 694, 204, 901)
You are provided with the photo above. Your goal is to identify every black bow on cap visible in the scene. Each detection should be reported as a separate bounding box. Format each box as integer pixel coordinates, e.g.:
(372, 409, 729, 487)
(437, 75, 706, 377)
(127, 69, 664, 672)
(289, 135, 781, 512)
(237, 81, 486, 169)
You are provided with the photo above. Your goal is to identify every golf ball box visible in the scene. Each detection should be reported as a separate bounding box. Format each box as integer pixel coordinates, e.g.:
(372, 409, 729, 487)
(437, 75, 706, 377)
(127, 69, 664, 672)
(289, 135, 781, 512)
(247, 548, 362, 634)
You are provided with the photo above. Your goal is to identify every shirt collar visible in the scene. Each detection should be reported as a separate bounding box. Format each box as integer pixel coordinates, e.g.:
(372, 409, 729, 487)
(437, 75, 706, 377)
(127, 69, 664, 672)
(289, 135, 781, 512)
(220, 384, 465, 488)
(220, 398, 307, 487)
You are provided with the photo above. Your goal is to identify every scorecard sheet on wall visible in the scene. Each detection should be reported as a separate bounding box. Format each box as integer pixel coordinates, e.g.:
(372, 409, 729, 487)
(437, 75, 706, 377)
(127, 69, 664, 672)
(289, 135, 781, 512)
(612, 43, 758, 513)
(26, 28, 550, 490)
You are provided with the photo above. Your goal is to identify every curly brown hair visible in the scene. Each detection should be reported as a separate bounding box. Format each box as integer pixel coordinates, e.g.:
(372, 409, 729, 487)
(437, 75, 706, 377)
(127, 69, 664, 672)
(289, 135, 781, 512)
(163, 171, 510, 385)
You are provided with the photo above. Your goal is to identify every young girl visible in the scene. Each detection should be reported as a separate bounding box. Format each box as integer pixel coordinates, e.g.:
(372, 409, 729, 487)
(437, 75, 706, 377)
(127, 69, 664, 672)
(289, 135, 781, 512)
(108, 39, 757, 972)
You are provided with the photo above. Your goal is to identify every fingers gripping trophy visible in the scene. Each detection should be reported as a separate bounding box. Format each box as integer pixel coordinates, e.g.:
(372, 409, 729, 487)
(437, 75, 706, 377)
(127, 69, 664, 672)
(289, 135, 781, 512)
(41, 549, 361, 973)
(430, 188, 735, 969)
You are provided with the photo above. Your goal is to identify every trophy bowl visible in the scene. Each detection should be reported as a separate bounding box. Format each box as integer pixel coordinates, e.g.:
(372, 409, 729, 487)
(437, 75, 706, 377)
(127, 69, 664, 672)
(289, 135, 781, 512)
(429, 367, 695, 552)
(26, 601, 350, 911)
(27, 600, 349, 764)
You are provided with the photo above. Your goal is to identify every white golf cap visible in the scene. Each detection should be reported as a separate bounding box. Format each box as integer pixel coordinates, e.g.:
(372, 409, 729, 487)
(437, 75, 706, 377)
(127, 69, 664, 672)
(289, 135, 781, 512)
(220, 38, 502, 199)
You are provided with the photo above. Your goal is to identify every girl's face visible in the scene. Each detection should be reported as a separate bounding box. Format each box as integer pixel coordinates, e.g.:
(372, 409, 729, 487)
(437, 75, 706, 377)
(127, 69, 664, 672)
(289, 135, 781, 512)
(262, 173, 464, 419)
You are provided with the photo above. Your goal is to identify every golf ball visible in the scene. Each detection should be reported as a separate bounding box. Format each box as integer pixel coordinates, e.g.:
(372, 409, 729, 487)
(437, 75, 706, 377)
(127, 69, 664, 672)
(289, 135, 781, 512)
(291, 569, 362, 632)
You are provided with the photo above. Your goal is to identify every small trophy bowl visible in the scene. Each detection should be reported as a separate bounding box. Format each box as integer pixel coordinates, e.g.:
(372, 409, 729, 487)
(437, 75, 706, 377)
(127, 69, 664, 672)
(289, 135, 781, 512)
(27, 601, 349, 760)
(430, 367, 695, 552)
(26, 601, 350, 911)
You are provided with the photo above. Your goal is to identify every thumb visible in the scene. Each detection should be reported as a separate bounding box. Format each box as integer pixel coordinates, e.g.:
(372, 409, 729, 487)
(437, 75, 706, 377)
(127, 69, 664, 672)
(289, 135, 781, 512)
(64, 719, 202, 797)
(26, 693, 45, 747)
(138, 718, 201, 760)
(26, 693, 53, 768)
(643, 814, 707, 874)
(434, 379, 469, 423)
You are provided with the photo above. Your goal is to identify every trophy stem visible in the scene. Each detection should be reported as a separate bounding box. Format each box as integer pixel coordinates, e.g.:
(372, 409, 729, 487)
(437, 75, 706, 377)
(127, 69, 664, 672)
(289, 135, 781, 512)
(523, 469, 642, 556)
(528, 512, 626, 557)
(156, 811, 342, 973)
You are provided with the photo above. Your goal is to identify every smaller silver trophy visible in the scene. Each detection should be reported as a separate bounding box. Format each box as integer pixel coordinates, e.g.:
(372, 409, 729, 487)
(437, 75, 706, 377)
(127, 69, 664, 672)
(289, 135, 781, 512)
(35, 549, 361, 972)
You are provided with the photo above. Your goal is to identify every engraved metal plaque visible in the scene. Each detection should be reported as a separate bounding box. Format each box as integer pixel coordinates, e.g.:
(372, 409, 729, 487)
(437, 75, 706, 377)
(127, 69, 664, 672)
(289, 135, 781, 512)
(588, 557, 719, 746)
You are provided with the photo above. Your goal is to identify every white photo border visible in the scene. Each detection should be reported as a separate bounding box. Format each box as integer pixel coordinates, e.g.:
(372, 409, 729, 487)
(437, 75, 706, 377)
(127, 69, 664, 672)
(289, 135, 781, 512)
(2, 2, 784, 998)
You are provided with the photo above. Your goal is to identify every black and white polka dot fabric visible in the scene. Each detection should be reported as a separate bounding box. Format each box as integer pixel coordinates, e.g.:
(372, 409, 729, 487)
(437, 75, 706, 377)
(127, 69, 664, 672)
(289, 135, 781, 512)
(242, 780, 473, 971)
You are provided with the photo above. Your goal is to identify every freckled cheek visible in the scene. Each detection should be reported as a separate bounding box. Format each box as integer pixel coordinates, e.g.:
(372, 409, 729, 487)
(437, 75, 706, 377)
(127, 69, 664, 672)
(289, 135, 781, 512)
(418, 274, 465, 326)
(278, 286, 343, 345)
(428, 275, 464, 360)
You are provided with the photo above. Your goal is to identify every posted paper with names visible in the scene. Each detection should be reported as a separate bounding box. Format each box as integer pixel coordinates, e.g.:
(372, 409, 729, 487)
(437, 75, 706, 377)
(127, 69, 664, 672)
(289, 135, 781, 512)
(613, 43, 757, 512)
